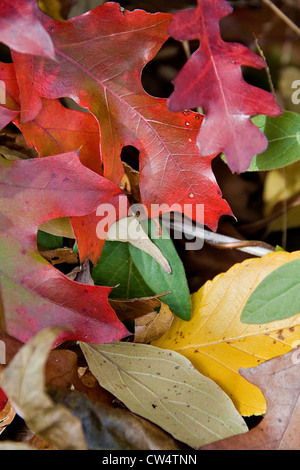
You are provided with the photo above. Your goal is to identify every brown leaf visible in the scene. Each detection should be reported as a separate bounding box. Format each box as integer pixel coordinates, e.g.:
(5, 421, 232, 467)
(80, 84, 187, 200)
(48, 386, 189, 450)
(201, 347, 300, 450)
(0, 327, 87, 450)
(40, 247, 78, 265)
(134, 302, 174, 343)
(109, 295, 168, 323)
(0, 400, 16, 435)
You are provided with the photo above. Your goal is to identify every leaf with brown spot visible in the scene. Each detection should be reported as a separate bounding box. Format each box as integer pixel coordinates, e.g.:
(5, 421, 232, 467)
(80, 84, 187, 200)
(201, 347, 300, 450)
(80, 341, 247, 448)
(152, 250, 300, 416)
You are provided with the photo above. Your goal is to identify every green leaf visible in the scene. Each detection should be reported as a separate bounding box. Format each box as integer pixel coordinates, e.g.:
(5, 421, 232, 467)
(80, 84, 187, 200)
(37, 230, 63, 250)
(241, 259, 300, 324)
(129, 219, 191, 321)
(93, 219, 191, 321)
(248, 111, 300, 171)
(92, 240, 154, 299)
(80, 341, 248, 449)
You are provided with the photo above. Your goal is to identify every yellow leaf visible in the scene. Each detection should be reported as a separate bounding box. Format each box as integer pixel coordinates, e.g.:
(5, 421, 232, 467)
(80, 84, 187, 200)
(38, 0, 64, 21)
(39, 217, 75, 239)
(263, 161, 300, 232)
(152, 251, 300, 416)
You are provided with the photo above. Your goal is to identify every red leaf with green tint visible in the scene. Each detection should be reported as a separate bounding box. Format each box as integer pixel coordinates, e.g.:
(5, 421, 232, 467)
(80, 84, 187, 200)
(167, 0, 282, 174)
(0, 153, 129, 345)
(0, 61, 110, 263)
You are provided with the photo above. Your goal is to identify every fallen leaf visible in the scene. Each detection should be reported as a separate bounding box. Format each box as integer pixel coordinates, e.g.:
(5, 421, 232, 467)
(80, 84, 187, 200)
(8, 2, 231, 231)
(48, 386, 188, 450)
(152, 250, 300, 416)
(167, 0, 281, 173)
(0, 327, 87, 450)
(93, 219, 191, 320)
(134, 302, 174, 343)
(0, 152, 128, 345)
(38, 217, 75, 239)
(0, 442, 36, 450)
(241, 258, 300, 324)
(201, 347, 300, 449)
(106, 216, 171, 274)
(0, 61, 108, 263)
(0, 62, 103, 174)
(261, 159, 300, 233)
(0, 400, 16, 435)
(92, 240, 155, 300)
(40, 247, 78, 265)
(80, 341, 248, 449)
(109, 295, 165, 322)
(129, 219, 191, 320)
(0, 0, 55, 58)
(249, 112, 300, 171)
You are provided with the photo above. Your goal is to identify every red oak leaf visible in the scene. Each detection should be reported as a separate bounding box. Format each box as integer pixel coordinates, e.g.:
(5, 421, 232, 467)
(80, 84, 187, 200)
(0, 388, 8, 412)
(0, 152, 129, 345)
(0, 61, 123, 264)
(7, 2, 231, 231)
(0, 62, 102, 174)
(167, 0, 282, 174)
(0, 0, 55, 59)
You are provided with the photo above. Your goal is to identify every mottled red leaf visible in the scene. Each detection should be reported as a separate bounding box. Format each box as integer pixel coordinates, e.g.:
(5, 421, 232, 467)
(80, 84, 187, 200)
(167, 0, 282, 173)
(0, 153, 129, 345)
(0, 62, 102, 174)
(0, 61, 112, 263)
(7, 2, 231, 231)
(0, 0, 55, 58)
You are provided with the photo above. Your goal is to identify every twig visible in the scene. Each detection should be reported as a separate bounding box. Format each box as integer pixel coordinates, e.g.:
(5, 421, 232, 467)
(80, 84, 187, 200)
(262, 0, 300, 37)
(254, 36, 276, 95)
(164, 218, 275, 257)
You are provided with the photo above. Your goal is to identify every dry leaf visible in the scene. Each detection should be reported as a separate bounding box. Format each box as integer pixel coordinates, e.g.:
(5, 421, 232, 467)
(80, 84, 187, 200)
(39, 217, 75, 239)
(0, 399, 16, 435)
(80, 341, 247, 448)
(134, 302, 174, 343)
(40, 247, 78, 265)
(0, 327, 87, 450)
(0, 441, 36, 450)
(49, 386, 188, 450)
(152, 250, 300, 416)
(201, 347, 300, 449)
(109, 295, 165, 322)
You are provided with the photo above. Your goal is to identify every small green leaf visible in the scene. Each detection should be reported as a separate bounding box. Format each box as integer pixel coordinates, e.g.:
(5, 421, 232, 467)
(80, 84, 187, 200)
(129, 219, 191, 320)
(241, 259, 300, 324)
(248, 111, 300, 171)
(92, 241, 154, 299)
(37, 230, 63, 250)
